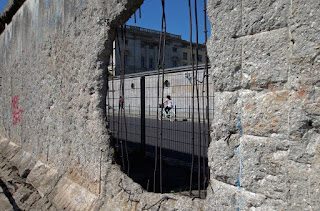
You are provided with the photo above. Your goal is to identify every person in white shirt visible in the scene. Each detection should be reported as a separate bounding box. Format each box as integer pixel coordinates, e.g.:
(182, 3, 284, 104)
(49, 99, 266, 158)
(163, 95, 173, 114)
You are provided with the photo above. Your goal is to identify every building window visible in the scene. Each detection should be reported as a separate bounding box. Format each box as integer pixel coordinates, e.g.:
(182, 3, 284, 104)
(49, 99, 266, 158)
(183, 52, 188, 60)
(149, 58, 153, 69)
(172, 47, 177, 52)
(125, 40, 128, 45)
(192, 54, 195, 61)
(198, 55, 202, 62)
(141, 42, 145, 48)
(125, 55, 128, 65)
(173, 60, 177, 67)
(141, 56, 145, 68)
(149, 45, 153, 50)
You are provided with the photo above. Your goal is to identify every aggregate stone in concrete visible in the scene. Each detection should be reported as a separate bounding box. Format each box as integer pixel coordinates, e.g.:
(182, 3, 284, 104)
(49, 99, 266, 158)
(238, 90, 289, 137)
(287, 57, 320, 137)
(207, 133, 240, 187)
(207, 0, 242, 39)
(241, 28, 289, 90)
(209, 38, 242, 91)
(289, 0, 320, 59)
(204, 178, 268, 211)
(212, 91, 239, 140)
(242, 0, 290, 35)
(239, 135, 289, 201)
(287, 159, 319, 211)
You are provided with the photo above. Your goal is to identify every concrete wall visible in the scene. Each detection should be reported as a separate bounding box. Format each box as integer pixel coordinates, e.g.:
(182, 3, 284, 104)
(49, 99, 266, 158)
(205, 0, 320, 210)
(0, 0, 319, 210)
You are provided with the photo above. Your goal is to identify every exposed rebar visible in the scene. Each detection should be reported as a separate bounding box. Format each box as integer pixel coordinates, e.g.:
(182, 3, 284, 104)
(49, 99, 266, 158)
(188, 0, 195, 195)
(122, 25, 130, 176)
(115, 30, 125, 170)
(203, 0, 210, 194)
(154, 4, 165, 192)
(159, 0, 167, 194)
(194, 0, 202, 198)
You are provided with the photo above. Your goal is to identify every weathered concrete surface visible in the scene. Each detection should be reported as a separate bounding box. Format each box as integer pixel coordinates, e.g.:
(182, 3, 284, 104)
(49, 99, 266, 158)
(0, 0, 319, 210)
(0, 137, 57, 210)
(0, 187, 14, 211)
(0, 0, 206, 210)
(206, 0, 320, 210)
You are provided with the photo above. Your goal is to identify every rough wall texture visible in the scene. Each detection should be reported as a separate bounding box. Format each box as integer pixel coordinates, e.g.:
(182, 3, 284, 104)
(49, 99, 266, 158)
(0, 0, 319, 210)
(206, 0, 320, 210)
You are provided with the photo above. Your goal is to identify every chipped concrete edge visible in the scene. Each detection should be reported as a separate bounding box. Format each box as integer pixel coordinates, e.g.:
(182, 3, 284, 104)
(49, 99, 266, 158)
(0, 135, 102, 210)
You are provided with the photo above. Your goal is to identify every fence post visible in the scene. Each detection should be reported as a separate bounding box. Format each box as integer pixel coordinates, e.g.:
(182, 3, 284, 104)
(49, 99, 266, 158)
(140, 76, 146, 156)
(175, 105, 177, 118)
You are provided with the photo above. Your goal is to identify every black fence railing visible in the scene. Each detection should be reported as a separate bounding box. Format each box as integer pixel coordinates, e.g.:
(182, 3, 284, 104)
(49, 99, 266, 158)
(106, 67, 212, 194)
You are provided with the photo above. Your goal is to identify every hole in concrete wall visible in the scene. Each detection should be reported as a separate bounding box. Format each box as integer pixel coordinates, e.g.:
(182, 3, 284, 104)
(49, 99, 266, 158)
(107, 0, 211, 197)
(110, 0, 211, 76)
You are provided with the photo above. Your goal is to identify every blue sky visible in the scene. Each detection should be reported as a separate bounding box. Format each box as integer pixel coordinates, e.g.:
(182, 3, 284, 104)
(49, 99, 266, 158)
(0, 0, 210, 43)
(0, 0, 8, 13)
(127, 0, 210, 44)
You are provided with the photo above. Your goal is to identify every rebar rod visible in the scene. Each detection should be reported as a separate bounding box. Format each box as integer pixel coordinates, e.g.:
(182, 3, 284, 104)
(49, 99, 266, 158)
(203, 0, 209, 194)
(122, 25, 130, 176)
(201, 65, 206, 193)
(200, 0, 207, 193)
(111, 53, 115, 140)
(154, 6, 165, 193)
(159, 0, 167, 194)
(116, 31, 125, 169)
(188, 0, 195, 194)
(194, 0, 202, 198)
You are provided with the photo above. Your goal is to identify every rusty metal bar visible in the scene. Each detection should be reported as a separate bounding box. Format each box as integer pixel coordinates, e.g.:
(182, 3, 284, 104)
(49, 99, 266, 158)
(194, 0, 202, 198)
(111, 54, 115, 139)
(115, 30, 125, 170)
(154, 0, 165, 193)
(203, 0, 209, 195)
(159, 0, 167, 194)
(188, 0, 195, 195)
(154, 0, 166, 193)
(122, 25, 130, 176)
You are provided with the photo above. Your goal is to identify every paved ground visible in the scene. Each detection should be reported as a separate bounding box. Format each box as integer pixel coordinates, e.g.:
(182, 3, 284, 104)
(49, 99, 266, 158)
(108, 115, 210, 157)
(0, 186, 13, 211)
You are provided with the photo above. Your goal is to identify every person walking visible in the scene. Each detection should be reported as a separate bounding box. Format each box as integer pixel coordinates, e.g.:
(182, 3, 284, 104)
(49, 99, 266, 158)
(163, 95, 173, 114)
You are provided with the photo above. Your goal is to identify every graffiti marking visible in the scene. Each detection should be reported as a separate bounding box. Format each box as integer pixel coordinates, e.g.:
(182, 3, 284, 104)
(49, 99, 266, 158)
(11, 95, 24, 125)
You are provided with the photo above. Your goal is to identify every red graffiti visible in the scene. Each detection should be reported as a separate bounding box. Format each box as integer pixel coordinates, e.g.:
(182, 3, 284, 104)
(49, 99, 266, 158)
(11, 95, 24, 125)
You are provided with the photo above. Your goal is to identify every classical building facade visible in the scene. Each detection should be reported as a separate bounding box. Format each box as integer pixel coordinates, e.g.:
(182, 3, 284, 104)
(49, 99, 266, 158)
(111, 25, 206, 75)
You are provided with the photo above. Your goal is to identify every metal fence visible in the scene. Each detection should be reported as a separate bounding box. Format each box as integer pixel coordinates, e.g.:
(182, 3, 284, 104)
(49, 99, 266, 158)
(107, 65, 212, 194)
(107, 0, 210, 196)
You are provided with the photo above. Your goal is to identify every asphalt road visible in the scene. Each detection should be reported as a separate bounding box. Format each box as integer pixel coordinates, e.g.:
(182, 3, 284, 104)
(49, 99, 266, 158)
(108, 115, 209, 158)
